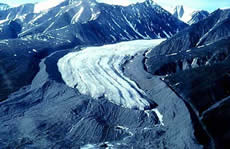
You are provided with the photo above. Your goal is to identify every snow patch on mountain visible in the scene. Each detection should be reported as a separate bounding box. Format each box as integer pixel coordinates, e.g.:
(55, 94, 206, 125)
(71, 7, 84, 23)
(122, 13, 148, 39)
(34, 0, 65, 13)
(0, 19, 8, 24)
(96, 0, 146, 6)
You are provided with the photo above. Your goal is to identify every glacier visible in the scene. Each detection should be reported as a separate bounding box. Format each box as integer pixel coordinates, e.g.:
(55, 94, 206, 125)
(58, 39, 164, 114)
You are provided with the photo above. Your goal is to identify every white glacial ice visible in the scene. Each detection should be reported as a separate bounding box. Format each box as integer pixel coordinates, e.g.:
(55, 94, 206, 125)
(58, 39, 164, 112)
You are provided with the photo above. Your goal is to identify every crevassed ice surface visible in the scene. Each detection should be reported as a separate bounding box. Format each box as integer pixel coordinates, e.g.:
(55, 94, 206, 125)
(58, 39, 164, 110)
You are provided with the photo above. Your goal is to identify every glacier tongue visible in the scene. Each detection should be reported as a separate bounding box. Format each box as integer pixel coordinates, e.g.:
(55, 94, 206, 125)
(58, 39, 164, 110)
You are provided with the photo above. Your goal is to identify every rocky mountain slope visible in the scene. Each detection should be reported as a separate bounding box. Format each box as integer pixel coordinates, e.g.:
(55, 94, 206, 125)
(146, 8, 230, 57)
(188, 10, 209, 25)
(0, 0, 187, 42)
(145, 8, 230, 149)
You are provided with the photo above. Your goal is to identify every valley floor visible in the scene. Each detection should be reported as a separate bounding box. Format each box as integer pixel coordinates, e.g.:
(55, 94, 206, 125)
(0, 39, 202, 149)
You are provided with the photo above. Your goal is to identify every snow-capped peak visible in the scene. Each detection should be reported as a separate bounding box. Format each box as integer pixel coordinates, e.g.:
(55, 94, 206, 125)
(34, 0, 65, 13)
(173, 5, 196, 23)
(174, 5, 184, 18)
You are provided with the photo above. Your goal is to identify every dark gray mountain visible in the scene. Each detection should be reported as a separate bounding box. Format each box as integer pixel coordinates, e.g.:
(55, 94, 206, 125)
(0, 3, 35, 39)
(145, 8, 230, 149)
(0, 3, 34, 21)
(0, 20, 22, 39)
(0, 3, 9, 11)
(0, 0, 187, 43)
(161, 37, 230, 149)
(146, 8, 230, 58)
(188, 10, 209, 25)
